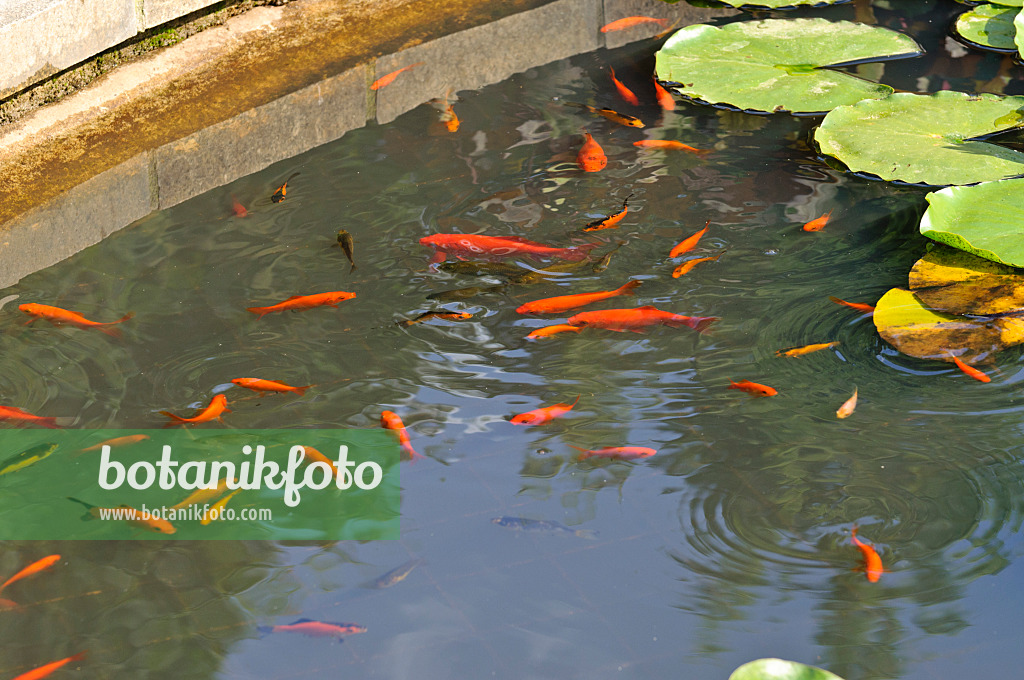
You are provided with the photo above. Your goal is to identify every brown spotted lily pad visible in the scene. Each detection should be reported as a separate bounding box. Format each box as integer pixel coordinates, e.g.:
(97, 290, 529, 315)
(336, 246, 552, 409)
(909, 244, 1024, 316)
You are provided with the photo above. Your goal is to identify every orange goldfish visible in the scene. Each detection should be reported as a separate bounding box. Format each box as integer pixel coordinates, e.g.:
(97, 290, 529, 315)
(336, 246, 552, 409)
(20, 303, 133, 337)
(80, 434, 149, 452)
(577, 132, 607, 172)
(526, 324, 583, 339)
(510, 396, 580, 426)
(952, 356, 991, 383)
(851, 526, 883, 582)
(297, 446, 342, 481)
(802, 211, 832, 232)
(652, 79, 675, 110)
(672, 253, 721, 278)
(370, 61, 424, 90)
(231, 378, 312, 395)
(231, 199, 248, 217)
(601, 16, 669, 32)
(258, 618, 366, 638)
(566, 102, 643, 128)
(775, 342, 840, 358)
(634, 139, 708, 155)
(160, 394, 230, 425)
(68, 497, 176, 534)
(569, 444, 656, 460)
(421, 234, 595, 263)
(516, 280, 641, 315)
(271, 172, 300, 203)
(609, 66, 639, 106)
(0, 555, 60, 593)
(583, 194, 632, 231)
(728, 380, 777, 397)
(381, 410, 424, 462)
(568, 306, 717, 333)
(171, 477, 235, 510)
(836, 388, 858, 419)
(829, 296, 875, 313)
(670, 221, 710, 258)
(0, 406, 59, 429)
(12, 652, 86, 680)
(247, 291, 356, 318)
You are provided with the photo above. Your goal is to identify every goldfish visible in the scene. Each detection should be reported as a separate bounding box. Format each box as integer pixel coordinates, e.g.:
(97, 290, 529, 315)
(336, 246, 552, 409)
(364, 558, 425, 589)
(526, 324, 584, 339)
(672, 253, 721, 278)
(80, 434, 149, 452)
(952, 356, 991, 383)
(0, 597, 21, 612)
(231, 378, 312, 395)
(600, 16, 669, 32)
(510, 396, 580, 426)
(247, 291, 357, 318)
(231, 199, 248, 217)
(652, 79, 675, 110)
(398, 311, 474, 326)
(569, 444, 656, 461)
(160, 394, 230, 425)
(609, 66, 639, 106)
(271, 172, 300, 203)
(381, 410, 424, 462)
(171, 477, 235, 510)
(20, 303, 133, 337)
(633, 139, 708, 155)
(370, 61, 424, 90)
(851, 526, 883, 582)
(565, 102, 643, 128)
(802, 211, 833, 232)
(200, 489, 241, 525)
(727, 380, 778, 397)
(296, 446, 343, 482)
(0, 406, 59, 429)
(440, 101, 459, 132)
(258, 618, 366, 639)
(583, 194, 632, 231)
(836, 388, 858, 419)
(516, 280, 641, 315)
(775, 341, 840, 358)
(577, 131, 608, 172)
(11, 651, 86, 680)
(336, 230, 356, 272)
(0, 442, 58, 477)
(508, 257, 598, 285)
(420, 234, 595, 263)
(0, 554, 60, 593)
(670, 221, 710, 257)
(568, 306, 717, 333)
(67, 497, 176, 534)
(492, 516, 597, 539)
(829, 296, 875, 313)
(427, 285, 505, 301)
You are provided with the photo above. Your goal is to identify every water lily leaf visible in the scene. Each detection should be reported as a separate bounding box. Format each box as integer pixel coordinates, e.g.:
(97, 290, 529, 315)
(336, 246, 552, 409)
(815, 91, 1024, 185)
(954, 4, 1020, 51)
(919, 177, 1024, 266)
(995, 0, 1024, 6)
(1017, 8, 1024, 59)
(729, 659, 845, 680)
(713, 0, 849, 7)
(874, 288, 1024, 361)
(654, 19, 921, 114)
(909, 244, 1024, 315)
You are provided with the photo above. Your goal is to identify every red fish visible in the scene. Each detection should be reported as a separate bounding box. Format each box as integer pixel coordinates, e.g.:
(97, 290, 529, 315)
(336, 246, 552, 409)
(420, 234, 594, 263)
(803, 211, 832, 232)
(526, 324, 583, 339)
(601, 16, 668, 32)
(727, 379, 777, 397)
(569, 444, 656, 460)
(271, 172, 300, 203)
(160, 394, 230, 425)
(516, 280, 641, 315)
(258, 618, 366, 638)
(609, 66, 639, 106)
(652, 79, 675, 111)
(381, 410, 424, 462)
(510, 396, 580, 426)
(577, 132, 607, 172)
(12, 652, 86, 680)
(851, 526, 884, 582)
(568, 306, 717, 333)
(670, 221, 709, 258)
(829, 296, 875, 313)
(247, 291, 357, 319)
(0, 405, 59, 429)
(231, 378, 313, 395)
(20, 303, 133, 337)
(0, 555, 60, 593)
(370, 62, 424, 90)
(634, 139, 708, 155)
(672, 253, 721, 278)
(952, 356, 991, 383)
(582, 195, 632, 231)
(231, 199, 248, 217)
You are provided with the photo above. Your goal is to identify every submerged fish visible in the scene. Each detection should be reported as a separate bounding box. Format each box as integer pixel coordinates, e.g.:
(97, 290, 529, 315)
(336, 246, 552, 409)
(421, 234, 595, 263)
(510, 396, 580, 426)
(491, 516, 597, 539)
(231, 378, 312, 395)
(672, 253, 721, 278)
(569, 445, 656, 461)
(670, 221, 710, 258)
(364, 558, 425, 589)
(609, 66, 639, 106)
(952, 355, 991, 383)
(160, 394, 230, 425)
(80, 434, 149, 453)
(398, 312, 474, 326)
(727, 380, 777, 397)
(601, 16, 669, 32)
(802, 211, 833, 232)
(257, 618, 367, 639)
(12, 651, 86, 680)
(829, 296, 875, 313)
(247, 291, 356, 319)
(565, 102, 643, 128)
(0, 406, 59, 429)
(577, 132, 607, 172)
(427, 285, 506, 301)
(439, 261, 528, 278)
(592, 242, 625, 273)
(634, 140, 708, 154)
(0, 442, 58, 477)
(525, 324, 583, 340)
(0, 554, 60, 593)
(20, 303, 133, 337)
(836, 388, 858, 419)
(851, 527, 884, 583)
(776, 342, 840, 358)
(271, 172, 300, 203)
(516, 280, 641, 315)
(381, 410, 424, 462)
(67, 497, 176, 534)
(582, 194, 633, 232)
(336, 230, 356, 272)
(568, 306, 717, 333)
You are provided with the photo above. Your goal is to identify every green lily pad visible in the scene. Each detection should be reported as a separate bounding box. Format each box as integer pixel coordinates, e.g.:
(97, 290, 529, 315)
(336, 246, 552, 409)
(1016, 8, 1024, 59)
(729, 659, 845, 680)
(815, 91, 1024, 185)
(654, 19, 921, 114)
(909, 244, 1024, 315)
(874, 288, 1024, 361)
(712, 0, 849, 7)
(920, 177, 1024, 266)
(954, 4, 1020, 51)
(994, 0, 1024, 6)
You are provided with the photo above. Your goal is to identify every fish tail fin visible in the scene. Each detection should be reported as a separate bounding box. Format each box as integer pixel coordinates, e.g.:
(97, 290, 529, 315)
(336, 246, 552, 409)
(256, 626, 273, 638)
(67, 497, 96, 521)
(159, 411, 188, 423)
(616, 280, 642, 296)
(566, 244, 599, 262)
(34, 416, 61, 429)
(688, 316, 719, 334)
(574, 529, 599, 540)
(567, 444, 590, 461)
(569, 395, 581, 408)
(66, 652, 88, 665)
(294, 385, 313, 396)
(246, 307, 268, 319)
(349, 263, 358, 274)
(563, 101, 587, 110)
(98, 325, 123, 339)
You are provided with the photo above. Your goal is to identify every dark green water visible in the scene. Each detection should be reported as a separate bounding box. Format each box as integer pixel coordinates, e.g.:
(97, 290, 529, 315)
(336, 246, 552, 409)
(2, 1, 1024, 678)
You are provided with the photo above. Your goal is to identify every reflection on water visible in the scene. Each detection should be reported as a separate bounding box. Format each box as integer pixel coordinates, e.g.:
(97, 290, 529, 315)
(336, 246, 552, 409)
(3, 1, 1024, 678)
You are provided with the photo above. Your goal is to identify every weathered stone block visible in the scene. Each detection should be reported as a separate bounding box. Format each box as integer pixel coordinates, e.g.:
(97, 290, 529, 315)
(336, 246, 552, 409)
(142, 0, 217, 30)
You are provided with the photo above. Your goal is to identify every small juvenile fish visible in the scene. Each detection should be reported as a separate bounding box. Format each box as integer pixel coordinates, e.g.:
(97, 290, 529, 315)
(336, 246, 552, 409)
(0, 442, 58, 477)
(592, 242, 625, 273)
(370, 61, 424, 90)
(609, 66, 639, 106)
(20, 303, 133, 337)
(569, 445, 656, 461)
(652, 79, 675, 111)
(336, 230, 356, 272)
(577, 131, 607, 172)
(851, 526, 883, 583)
(247, 291, 357, 319)
(365, 558, 425, 589)
(600, 16, 669, 32)
(258, 618, 367, 639)
(381, 410, 424, 462)
(583, 194, 632, 232)
(672, 253, 721, 278)
(12, 651, 86, 680)
(952, 356, 991, 383)
(565, 102, 643, 128)
(829, 296, 875, 313)
(200, 489, 241, 526)
(492, 516, 597, 539)
(231, 199, 248, 217)
(0, 554, 60, 593)
(836, 388, 858, 419)
(634, 139, 708, 155)
(427, 285, 505, 301)
(80, 434, 149, 453)
(516, 280, 641, 315)
(160, 394, 230, 425)
(67, 497, 176, 534)
(398, 312, 474, 327)
(231, 378, 313, 395)
(526, 324, 583, 340)
(670, 221, 710, 257)
(271, 172, 300, 203)
(439, 261, 526, 278)
(775, 341, 840, 358)
(803, 211, 833, 232)
(728, 379, 777, 397)
(0, 406, 59, 429)
(510, 396, 580, 426)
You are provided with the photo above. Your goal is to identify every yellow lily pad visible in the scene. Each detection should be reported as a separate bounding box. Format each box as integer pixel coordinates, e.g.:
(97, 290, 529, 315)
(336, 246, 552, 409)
(909, 245, 1024, 315)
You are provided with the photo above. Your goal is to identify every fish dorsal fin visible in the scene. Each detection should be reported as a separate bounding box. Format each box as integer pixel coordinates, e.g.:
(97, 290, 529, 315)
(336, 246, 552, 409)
(495, 236, 543, 245)
(637, 305, 659, 311)
(284, 295, 305, 301)
(290, 618, 314, 624)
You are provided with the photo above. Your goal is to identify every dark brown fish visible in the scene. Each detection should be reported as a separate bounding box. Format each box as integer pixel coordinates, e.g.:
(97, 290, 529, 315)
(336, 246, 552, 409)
(593, 242, 625, 273)
(398, 312, 474, 326)
(439, 261, 527, 278)
(427, 285, 506, 301)
(271, 172, 300, 203)
(337, 230, 356, 272)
